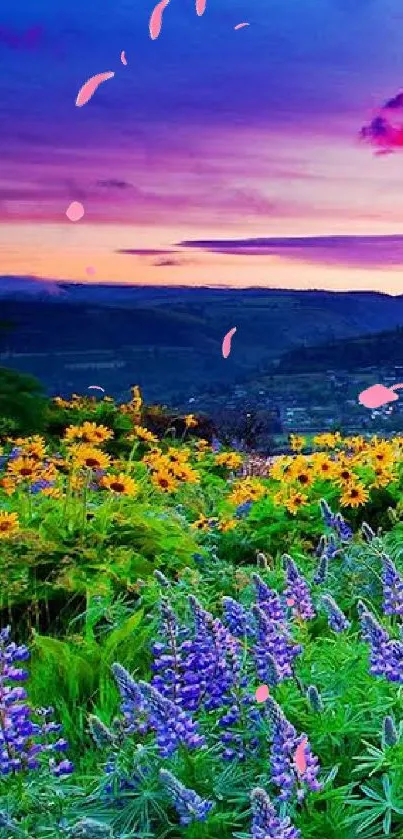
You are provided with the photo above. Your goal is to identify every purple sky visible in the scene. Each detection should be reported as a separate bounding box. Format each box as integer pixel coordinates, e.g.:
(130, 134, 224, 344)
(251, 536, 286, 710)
(1, 0, 403, 289)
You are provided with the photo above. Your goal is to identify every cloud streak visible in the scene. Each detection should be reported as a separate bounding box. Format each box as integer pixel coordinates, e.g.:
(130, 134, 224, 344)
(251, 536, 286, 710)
(179, 235, 403, 269)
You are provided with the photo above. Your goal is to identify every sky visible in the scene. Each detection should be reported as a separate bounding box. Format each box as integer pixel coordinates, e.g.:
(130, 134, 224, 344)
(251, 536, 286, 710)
(2, 0, 403, 291)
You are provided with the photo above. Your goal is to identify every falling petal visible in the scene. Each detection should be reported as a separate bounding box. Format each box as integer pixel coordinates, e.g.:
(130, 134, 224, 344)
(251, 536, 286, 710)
(66, 201, 84, 222)
(234, 22, 249, 29)
(149, 0, 170, 40)
(75, 71, 115, 107)
(358, 384, 398, 410)
(222, 327, 237, 359)
(120, 50, 127, 65)
(294, 737, 308, 774)
(286, 597, 295, 607)
(196, 0, 206, 15)
(88, 386, 105, 392)
(85, 265, 96, 276)
(255, 684, 269, 703)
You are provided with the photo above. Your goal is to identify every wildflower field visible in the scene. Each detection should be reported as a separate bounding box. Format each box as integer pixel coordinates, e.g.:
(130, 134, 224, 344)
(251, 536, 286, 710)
(4, 388, 403, 838)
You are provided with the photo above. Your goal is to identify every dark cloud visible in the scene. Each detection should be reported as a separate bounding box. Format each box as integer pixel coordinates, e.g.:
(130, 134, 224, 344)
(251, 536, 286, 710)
(178, 235, 403, 269)
(116, 248, 179, 256)
(153, 259, 182, 267)
(96, 180, 133, 190)
(0, 26, 44, 51)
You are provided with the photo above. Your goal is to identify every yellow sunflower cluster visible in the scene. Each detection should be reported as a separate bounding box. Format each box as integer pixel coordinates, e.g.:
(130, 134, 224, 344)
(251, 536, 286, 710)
(228, 477, 267, 506)
(270, 435, 399, 512)
(143, 445, 200, 493)
(215, 452, 243, 470)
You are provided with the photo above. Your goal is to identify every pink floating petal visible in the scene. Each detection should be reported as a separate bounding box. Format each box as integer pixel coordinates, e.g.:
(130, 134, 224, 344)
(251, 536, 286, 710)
(255, 684, 269, 703)
(121, 50, 127, 65)
(75, 71, 115, 107)
(234, 22, 250, 29)
(66, 201, 84, 222)
(286, 598, 295, 607)
(222, 327, 237, 359)
(294, 737, 308, 774)
(149, 0, 170, 40)
(358, 383, 398, 410)
(85, 265, 96, 276)
(88, 385, 105, 392)
(196, 0, 206, 15)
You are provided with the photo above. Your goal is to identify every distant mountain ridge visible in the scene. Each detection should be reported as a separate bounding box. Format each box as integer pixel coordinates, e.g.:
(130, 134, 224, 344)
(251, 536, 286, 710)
(2, 281, 403, 403)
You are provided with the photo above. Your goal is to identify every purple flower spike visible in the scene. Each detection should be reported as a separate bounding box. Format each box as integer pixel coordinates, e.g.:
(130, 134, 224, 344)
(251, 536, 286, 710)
(251, 787, 300, 839)
(283, 555, 316, 621)
(160, 769, 214, 825)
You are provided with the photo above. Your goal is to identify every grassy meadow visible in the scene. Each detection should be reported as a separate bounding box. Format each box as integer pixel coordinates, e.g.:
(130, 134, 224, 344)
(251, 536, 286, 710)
(2, 386, 403, 837)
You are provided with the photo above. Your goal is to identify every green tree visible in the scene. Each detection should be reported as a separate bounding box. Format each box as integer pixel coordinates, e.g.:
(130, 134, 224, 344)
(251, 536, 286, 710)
(0, 366, 46, 436)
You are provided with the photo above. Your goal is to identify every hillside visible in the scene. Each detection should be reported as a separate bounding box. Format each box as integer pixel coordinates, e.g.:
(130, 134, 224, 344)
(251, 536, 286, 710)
(3, 284, 403, 407)
(277, 326, 403, 373)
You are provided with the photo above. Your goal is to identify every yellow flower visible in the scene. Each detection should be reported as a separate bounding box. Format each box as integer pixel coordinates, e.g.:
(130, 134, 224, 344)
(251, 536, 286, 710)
(0, 511, 19, 538)
(334, 465, 357, 488)
(102, 473, 139, 496)
(170, 463, 200, 484)
(195, 439, 210, 451)
(269, 456, 293, 481)
(340, 483, 369, 508)
(132, 425, 159, 444)
(368, 441, 394, 469)
(219, 518, 237, 532)
(13, 436, 47, 461)
(69, 445, 111, 471)
(142, 447, 163, 466)
(166, 447, 190, 465)
(0, 477, 17, 495)
(370, 467, 396, 490)
(130, 385, 143, 412)
(151, 470, 178, 493)
(311, 454, 337, 479)
(64, 423, 113, 445)
(184, 414, 197, 429)
(290, 434, 305, 452)
(41, 486, 62, 499)
(284, 492, 308, 514)
(228, 478, 266, 505)
(7, 456, 43, 481)
(313, 432, 341, 449)
(290, 467, 313, 489)
(215, 452, 243, 470)
(192, 514, 217, 531)
(346, 436, 366, 453)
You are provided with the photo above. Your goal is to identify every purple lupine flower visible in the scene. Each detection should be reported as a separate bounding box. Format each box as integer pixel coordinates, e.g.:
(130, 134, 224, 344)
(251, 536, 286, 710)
(320, 499, 352, 541)
(357, 602, 403, 682)
(252, 574, 286, 622)
(382, 555, 403, 616)
(112, 663, 150, 737)
(159, 769, 214, 826)
(252, 606, 301, 682)
(222, 597, 255, 638)
(265, 697, 322, 802)
(0, 629, 72, 777)
(140, 681, 205, 756)
(319, 498, 336, 528)
(235, 501, 253, 519)
(321, 595, 350, 633)
(188, 596, 242, 711)
(334, 513, 353, 542)
(151, 599, 190, 705)
(250, 787, 300, 839)
(283, 556, 316, 621)
(313, 552, 329, 585)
